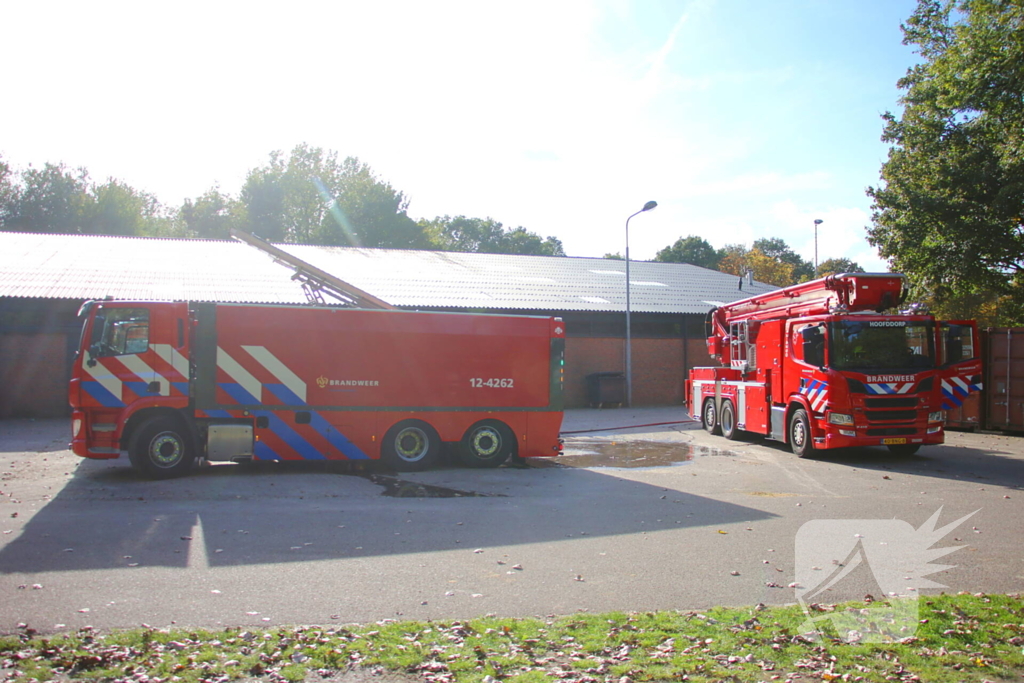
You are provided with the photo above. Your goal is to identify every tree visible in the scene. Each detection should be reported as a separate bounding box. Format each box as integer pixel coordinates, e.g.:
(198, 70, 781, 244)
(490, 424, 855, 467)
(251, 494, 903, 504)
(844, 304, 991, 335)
(238, 144, 426, 248)
(717, 243, 750, 277)
(752, 237, 813, 282)
(0, 156, 15, 228)
(716, 239, 811, 286)
(816, 258, 865, 277)
(3, 162, 92, 233)
(420, 215, 565, 256)
(867, 0, 1024, 322)
(654, 235, 722, 269)
(178, 187, 248, 240)
(86, 179, 167, 237)
(603, 252, 624, 260)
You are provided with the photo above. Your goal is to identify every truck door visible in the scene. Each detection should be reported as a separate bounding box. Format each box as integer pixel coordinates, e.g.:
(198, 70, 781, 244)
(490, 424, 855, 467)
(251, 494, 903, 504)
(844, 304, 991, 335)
(79, 304, 189, 408)
(937, 321, 983, 411)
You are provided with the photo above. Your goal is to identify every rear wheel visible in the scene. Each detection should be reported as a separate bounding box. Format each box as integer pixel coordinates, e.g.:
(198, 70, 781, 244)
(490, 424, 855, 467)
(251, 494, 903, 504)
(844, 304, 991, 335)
(789, 408, 813, 458)
(459, 420, 515, 468)
(702, 399, 721, 435)
(382, 420, 441, 471)
(128, 415, 195, 479)
(721, 400, 739, 440)
(887, 443, 921, 456)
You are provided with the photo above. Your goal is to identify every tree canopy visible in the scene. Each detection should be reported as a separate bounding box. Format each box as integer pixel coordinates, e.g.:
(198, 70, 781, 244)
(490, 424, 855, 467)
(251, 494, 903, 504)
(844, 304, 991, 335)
(867, 0, 1024, 323)
(0, 146, 564, 257)
(816, 257, 865, 277)
(420, 216, 564, 256)
(654, 235, 722, 270)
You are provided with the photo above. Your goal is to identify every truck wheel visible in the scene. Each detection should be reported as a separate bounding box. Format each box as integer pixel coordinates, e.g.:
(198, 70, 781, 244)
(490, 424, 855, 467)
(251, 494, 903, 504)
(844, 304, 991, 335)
(459, 420, 515, 468)
(382, 420, 441, 471)
(721, 400, 739, 440)
(887, 443, 921, 456)
(128, 415, 195, 479)
(789, 408, 813, 458)
(702, 399, 721, 435)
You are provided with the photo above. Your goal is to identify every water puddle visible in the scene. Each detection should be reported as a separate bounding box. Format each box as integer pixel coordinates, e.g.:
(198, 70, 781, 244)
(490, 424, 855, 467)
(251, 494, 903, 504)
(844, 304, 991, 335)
(539, 439, 733, 469)
(361, 473, 503, 498)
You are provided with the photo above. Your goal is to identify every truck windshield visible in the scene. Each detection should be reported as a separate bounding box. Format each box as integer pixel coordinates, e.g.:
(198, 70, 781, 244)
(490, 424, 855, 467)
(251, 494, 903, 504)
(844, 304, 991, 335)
(829, 319, 935, 371)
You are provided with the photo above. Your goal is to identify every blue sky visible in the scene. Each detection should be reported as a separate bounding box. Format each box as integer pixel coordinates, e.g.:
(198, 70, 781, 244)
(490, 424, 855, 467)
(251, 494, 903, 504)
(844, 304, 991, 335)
(1, 0, 921, 271)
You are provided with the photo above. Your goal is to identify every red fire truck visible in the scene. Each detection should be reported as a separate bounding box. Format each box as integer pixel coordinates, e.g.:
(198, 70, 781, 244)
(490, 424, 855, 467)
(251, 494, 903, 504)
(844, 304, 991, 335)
(686, 273, 981, 456)
(69, 300, 565, 478)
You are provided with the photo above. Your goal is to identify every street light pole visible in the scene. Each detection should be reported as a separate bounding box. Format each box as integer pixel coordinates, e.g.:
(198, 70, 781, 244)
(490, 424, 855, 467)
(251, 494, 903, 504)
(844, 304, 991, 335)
(813, 218, 823, 277)
(625, 200, 658, 408)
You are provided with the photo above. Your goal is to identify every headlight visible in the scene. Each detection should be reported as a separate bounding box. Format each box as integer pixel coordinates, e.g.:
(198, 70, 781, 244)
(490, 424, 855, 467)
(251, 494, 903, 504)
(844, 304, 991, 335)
(828, 412, 854, 426)
(928, 411, 945, 423)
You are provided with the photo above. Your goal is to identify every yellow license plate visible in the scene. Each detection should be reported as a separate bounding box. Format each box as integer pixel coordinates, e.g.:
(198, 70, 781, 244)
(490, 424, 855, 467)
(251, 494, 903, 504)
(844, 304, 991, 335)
(882, 438, 907, 445)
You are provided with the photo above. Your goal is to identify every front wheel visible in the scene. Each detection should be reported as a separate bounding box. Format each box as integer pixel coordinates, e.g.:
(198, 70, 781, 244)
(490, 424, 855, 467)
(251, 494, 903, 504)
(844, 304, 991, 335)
(128, 415, 195, 479)
(789, 408, 813, 458)
(702, 399, 721, 435)
(459, 420, 515, 468)
(381, 420, 441, 471)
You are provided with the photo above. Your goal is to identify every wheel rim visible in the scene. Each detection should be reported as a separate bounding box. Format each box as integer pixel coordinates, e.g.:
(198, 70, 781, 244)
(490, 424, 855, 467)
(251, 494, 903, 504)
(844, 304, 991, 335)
(792, 419, 806, 449)
(149, 431, 183, 468)
(394, 427, 429, 462)
(704, 401, 716, 427)
(470, 427, 501, 458)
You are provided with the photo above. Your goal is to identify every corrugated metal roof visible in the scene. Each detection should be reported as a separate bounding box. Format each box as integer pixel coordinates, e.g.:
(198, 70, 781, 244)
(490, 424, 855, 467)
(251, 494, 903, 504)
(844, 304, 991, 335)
(0, 231, 776, 313)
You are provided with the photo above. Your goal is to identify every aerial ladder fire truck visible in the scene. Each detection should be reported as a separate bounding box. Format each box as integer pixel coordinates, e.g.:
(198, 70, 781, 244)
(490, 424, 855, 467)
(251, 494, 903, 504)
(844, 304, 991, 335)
(685, 273, 981, 456)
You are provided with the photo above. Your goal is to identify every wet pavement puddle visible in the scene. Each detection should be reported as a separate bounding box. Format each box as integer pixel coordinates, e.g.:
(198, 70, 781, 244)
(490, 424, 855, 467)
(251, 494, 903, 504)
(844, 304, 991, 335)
(539, 439, 734, 469)
(361, 473, 503, 498)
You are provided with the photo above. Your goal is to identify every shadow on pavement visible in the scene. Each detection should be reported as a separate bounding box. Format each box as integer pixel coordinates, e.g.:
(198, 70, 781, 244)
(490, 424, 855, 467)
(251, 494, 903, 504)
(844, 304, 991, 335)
(0, 446, 775, 574)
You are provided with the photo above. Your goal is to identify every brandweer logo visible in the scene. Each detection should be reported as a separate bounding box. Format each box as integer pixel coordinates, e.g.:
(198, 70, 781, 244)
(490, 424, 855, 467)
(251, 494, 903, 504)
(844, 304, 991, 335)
(865, 374, 915, 383)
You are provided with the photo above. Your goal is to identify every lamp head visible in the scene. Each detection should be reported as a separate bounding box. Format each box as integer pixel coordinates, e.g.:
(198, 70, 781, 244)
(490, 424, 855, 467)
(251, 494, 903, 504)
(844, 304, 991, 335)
(814, 218, 823, 225)
(642, 200, 658, 212)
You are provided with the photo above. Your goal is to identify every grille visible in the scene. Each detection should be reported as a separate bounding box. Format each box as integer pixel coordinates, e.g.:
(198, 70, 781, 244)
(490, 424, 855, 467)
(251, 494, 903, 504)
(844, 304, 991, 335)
(866, 410, 917, 422)
(866, 428, 917, 437)
(865, 397, 918, 408)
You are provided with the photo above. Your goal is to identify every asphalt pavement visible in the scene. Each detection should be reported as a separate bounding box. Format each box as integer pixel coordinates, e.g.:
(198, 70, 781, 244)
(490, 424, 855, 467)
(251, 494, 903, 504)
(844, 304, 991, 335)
(0, 409, 1021, 634)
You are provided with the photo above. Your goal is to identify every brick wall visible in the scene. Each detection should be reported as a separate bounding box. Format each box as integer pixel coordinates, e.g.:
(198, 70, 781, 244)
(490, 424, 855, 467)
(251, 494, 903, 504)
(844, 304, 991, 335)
(0, 333, 70, 418)
(563, 336, 714, 408)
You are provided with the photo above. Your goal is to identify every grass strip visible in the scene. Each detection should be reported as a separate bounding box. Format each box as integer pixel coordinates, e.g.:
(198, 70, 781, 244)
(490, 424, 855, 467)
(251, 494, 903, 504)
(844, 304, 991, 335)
(2, 593, 1022, 683)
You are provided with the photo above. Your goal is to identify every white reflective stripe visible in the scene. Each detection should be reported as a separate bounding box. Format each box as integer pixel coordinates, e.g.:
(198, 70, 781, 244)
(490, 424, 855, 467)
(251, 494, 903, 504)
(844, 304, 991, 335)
(152, 344, 190, 378)
(897, 383, 913, 394)
(82, 361, 123, 400)
(119, 354, 170, 396)
(217, 347, 263, 402)
(242, 345, 306, 403)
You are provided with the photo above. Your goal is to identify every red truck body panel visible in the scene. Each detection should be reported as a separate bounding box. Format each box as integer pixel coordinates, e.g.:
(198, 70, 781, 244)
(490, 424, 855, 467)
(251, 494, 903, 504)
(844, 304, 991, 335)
(70, 301, 564, 468)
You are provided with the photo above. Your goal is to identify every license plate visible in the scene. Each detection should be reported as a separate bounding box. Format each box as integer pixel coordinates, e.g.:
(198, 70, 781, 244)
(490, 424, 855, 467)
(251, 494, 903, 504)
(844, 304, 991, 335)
(882, 438, 907, 445)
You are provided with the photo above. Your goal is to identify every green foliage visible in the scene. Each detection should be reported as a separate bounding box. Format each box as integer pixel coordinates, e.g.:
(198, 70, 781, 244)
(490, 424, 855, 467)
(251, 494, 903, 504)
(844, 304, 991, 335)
(654, 235, 723, 269)
(0, 161, 170, 236)
(715, 239, 812, 286)
(421, 215, 565, 256)
(177, 187, 248, 240)
(238, 144, 426, 248)
(817, 257, 865, 277)
(0, 147, 566, 257)
(753, 237, 814, 281)
(867, 0, 1024, 323)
